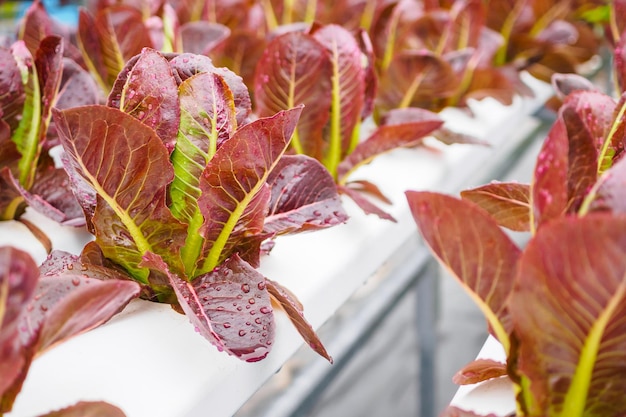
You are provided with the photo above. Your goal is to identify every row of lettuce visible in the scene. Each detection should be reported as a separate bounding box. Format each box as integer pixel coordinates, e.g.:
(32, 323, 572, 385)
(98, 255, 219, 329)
(1, 1, 625, 416)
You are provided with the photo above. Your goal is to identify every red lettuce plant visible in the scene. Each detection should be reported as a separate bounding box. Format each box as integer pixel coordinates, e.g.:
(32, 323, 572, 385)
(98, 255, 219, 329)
(52, 48, 345, 362)
(370, 0, 604, 115)
(370, 0, 520, 113)
(0, 246, 139, 415)
(485, 0, 602, 81)
(254, 23, 456, 220)
(0, 8, 100, 250)
(76, 0, 231, 94)
(405, 66, 626, 415)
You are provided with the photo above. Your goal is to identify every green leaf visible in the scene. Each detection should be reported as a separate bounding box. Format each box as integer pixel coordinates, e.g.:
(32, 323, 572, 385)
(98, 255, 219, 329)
(170, 71, 237, 224)
(53, 105, 186, 283)
(10, 41, 41, 189)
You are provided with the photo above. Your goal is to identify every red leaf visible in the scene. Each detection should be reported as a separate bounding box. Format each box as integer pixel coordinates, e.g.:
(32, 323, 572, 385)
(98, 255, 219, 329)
(253, 31, 332, 161)
(531, 118, 568, 229)
(336, 107, 443, 182)
(312, 24, 367, 159)
(264, 154, 348, 235)
(452, 358, 508, 385)
(338, 184, 396, 222)
(265, 278, 333, 363)
(149, 253, 276, 362)
(53, 105, 187, 282)
(0, 247, 38, 395)
(461, 182, 531, 232)
(589, 156, 626, 213)
(21, 251, 140, 353)
(406, 191, 520, 347)
(197, 107, 302, 273)
(510, 214, 626, 416)
(439, 406, 501, 417)
(116, 48, 180, 152)
(169, 53, 252, 126)
(37, 401, 127, 417)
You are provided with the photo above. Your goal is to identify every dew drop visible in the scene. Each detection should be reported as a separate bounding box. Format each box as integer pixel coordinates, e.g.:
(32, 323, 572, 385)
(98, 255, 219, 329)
(71, 277, 81, 286)
(67, 264, 74, 270)
(238, 330, 247, 337)
(255, 317, 262, 324)
(40, 304, 48, 312)
(223, 322, 231, 328)
(237, 306, 243, 311)
(249, 310, 256, 315)
(260, 306, 271, 314)
(257, 281, 266, 290)
(248, 298, 255, 304)
(216, 306, 225, 311)
(241, 284, 250, 293)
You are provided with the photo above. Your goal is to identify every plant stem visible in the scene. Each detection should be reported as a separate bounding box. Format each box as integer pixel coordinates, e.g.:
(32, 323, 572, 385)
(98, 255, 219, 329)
(359, 0, 377, 32)
(1, 196, 24, 221)
(494, 0, 525, 66)
(399, 72, 426, 109)
(181, 208, 205, 276)
(282, 0, 294, 24)
(381, 10, 401, 73)
(200, 193, 250, 274)
(304, 0, 316, 23)
(597, 97, 626, 176)
(325, 42, 343, 180)
(260, 0, 278, 29)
